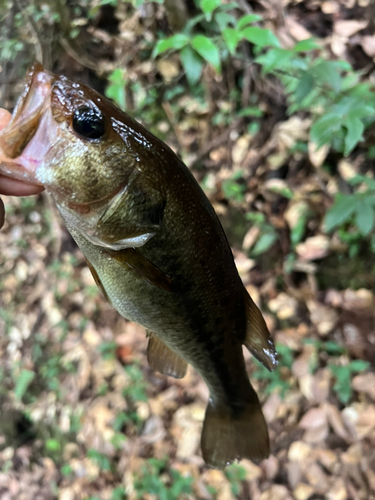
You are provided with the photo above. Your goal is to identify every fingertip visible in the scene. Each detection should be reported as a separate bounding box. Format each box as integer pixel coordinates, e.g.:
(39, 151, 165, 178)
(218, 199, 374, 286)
(0, 176, 45, 196)
(0, 198, 4, 229)
(0, 109, 11, 129)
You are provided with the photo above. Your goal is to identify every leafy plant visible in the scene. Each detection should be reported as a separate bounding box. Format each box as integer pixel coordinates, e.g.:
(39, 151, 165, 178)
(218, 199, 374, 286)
(245, 212, 278, 257)
(14, 369, 35, 401)
(225, 463, 247, 496)
(325, 175, 375, 247)
(133, 458, 193, 500)
(87, 449, 111, 471)
(329, 359, 370, 404)
(222, 171, 247, 202)
(105, 69, 127, 111)
(152, 4, 279, 85)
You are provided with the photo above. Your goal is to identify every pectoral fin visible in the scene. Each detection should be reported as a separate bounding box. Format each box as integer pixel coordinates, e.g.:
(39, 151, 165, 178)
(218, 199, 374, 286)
(244, 291, 277, 371)
(106, 248, 172, 291)
(147, 331, 187, 379)
(86, 258, 112, 305)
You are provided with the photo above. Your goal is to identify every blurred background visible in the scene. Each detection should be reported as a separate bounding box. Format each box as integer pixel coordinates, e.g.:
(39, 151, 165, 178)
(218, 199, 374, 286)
(0, 1, 374, 499)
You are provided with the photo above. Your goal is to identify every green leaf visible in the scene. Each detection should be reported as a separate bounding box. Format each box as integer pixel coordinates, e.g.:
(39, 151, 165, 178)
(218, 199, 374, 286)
(237, 106, 263, 117)
(255, 48, 293, 73)
(241, 26, 280, 47)
(329, 365, 352, 404)
(295, 71, 314, 103)
(344, 115, 364, 155)
(152, 34, 189, 57)
(324, 195, 357, 232)
(293, 38, 319, 52)
(310, 113, 341, 148)
(355, 199, 374, 235)
(237, 13, 262, 30)
(14, 369, 35, 400)
(251, 232, 277, 256)
(191, 35, 221, 73)
(46, 438, 61, 451)
(312, 60, 341, 92)
(349, 359, 370, 372)
(201, 0, 221, 20)
(180, 45, 203, 85)
(214, 12, 237, 31)
(223, 28, 240, 55)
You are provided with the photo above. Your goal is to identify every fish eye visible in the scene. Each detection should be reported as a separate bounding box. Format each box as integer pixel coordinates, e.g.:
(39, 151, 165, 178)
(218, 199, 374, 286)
(73, 106, 105, 140)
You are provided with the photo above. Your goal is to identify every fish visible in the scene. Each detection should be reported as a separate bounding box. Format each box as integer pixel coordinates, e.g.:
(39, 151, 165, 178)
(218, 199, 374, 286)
(0, 63, 277, 469)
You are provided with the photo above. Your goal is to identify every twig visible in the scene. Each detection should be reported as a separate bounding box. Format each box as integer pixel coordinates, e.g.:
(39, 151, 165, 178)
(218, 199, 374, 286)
(161, 101, 186, 151)
(15, 0, 43, 64)
(59, 37, 99, 71)
(190, 118, 244, 169)
(237, 0, 253, 15)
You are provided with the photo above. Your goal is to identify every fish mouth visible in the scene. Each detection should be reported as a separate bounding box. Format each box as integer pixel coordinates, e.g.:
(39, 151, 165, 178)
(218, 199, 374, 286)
(0, 62, 55, 187)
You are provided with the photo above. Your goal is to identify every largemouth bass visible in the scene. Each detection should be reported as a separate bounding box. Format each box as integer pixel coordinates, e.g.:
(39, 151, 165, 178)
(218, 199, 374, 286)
(0, 64, 277, 468)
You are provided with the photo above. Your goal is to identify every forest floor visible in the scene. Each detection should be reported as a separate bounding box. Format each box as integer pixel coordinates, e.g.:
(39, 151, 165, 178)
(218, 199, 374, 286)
(0, 1, 374, 499)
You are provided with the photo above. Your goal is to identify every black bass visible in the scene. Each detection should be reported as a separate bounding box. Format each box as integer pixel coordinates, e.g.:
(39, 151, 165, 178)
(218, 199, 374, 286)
(0, 64, 277, 468)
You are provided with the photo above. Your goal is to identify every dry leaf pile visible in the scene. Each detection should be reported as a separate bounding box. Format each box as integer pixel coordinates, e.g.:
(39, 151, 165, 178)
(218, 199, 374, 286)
(0, 0, 374, 499)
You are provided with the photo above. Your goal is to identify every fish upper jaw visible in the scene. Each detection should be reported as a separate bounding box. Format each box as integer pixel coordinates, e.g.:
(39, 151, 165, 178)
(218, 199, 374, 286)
(0, 63, 56, 187)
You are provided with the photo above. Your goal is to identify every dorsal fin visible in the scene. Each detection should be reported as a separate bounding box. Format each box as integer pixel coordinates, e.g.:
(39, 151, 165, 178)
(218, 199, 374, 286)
(146, 330, 188, 379)
(243, 291, 277, 371)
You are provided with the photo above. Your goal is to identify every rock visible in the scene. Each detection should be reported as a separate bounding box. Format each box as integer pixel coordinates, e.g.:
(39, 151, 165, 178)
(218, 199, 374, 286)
(293, 483, 314, 500)
(288, 441, 312, 462)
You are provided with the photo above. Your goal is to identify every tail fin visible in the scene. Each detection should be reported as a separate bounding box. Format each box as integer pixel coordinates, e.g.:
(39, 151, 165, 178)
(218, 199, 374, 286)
(201, 398, 269, 469)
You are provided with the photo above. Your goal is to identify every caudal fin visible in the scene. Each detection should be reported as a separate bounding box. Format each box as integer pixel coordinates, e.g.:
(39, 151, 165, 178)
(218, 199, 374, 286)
(201, 398, 269, 469)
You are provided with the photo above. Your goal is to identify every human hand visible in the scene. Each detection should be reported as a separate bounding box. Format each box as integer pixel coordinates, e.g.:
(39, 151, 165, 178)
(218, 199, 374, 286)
(0, 109, 45, 229)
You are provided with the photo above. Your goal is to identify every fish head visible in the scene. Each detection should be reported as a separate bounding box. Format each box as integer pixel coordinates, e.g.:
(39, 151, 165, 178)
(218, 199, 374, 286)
(0, 63, 145, 248)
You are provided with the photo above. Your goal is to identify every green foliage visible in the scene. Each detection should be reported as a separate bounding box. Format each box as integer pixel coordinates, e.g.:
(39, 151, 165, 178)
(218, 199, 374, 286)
(225, 464, 247, 496)
(150, 1, 375, 158)
(324, 175, 375, 254)
(329, 360, 370, 404)
(259, 45, 375, 155)
(14, 369, 35, 400)
(98, 340, 118, 359)
(123, 364, 148, 403)
(133, 458, 193, 500)
(222, 171, 247, 202)
(252, 343, 295, 397)
(105, 69, 127, 111)
(87, 449, 111, 471)
(246, 212, 278, 257)
(152, 4, 279, 77)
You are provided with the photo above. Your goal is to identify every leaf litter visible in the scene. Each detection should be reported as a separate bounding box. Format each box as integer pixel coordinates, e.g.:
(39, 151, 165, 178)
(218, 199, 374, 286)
(0, 0, 375, 499)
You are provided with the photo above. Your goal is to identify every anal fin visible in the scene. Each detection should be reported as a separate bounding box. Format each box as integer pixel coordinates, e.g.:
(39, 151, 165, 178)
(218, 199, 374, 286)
(244, 291, 277, 371)
(147, 331, 187, 379)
